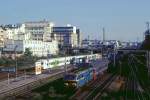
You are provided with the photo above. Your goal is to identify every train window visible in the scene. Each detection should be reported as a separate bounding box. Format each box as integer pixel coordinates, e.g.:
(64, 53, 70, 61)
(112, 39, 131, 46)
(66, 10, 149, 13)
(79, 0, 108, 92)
(77, 75, 80, 79)
(77, 74, 82, 79)
(64, 74, 76, 80)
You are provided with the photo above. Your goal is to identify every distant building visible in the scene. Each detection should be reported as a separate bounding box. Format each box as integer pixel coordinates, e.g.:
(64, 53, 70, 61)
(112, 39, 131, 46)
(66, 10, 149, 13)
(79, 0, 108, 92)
(1, 20, 82, 56)
(141, 22, 150, 50)
(51, 25, 80, 48)
(4, 20, 54, 41)
(23, 20, 54, 41)
(0, 27, 6, 48)
(13, 32, 32, 40)
(3, 40, 58, 57)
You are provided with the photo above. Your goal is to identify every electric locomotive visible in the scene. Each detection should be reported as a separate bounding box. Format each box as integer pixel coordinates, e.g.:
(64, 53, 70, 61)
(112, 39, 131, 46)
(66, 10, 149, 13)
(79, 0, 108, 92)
(64, 67, 93, 87)
(64, 67, 108, 87)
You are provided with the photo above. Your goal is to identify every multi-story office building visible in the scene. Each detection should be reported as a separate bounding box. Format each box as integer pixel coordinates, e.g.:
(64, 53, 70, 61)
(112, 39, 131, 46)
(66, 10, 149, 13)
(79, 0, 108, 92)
(23, 20, 54, 41)
(51, 25, 81, 48)
(3, 40, 58, 57)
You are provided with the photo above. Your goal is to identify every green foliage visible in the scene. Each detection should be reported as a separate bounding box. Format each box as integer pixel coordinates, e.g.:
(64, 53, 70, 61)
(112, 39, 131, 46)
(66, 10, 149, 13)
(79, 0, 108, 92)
(0, 57, 15, 66)
(33, 78, 76, 100)
(24, 48, 32, 57)
(17, 55, 37, 66)
(0, 48, 37, 67)
(17, 48, 37, 67)
(32, 93, 43, 100)
(0, 58, 6, 66)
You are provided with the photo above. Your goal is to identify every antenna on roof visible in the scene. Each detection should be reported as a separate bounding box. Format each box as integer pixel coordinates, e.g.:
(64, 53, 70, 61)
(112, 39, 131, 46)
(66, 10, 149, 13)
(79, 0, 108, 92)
(43, 19, 46, 22)
(88, 35, 90, 41)
(102, 27, 105, 42)
(146, 21, 149, 30)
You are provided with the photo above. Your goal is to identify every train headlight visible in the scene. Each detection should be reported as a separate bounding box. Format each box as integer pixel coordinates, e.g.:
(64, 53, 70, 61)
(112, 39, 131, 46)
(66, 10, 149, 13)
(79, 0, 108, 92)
(72, 83, 77, 86)
(65, 83, 68, 86)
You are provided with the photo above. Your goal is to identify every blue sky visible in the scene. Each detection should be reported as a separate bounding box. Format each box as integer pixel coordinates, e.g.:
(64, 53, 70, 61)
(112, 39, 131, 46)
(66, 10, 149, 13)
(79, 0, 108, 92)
(0, 0, 150, 41)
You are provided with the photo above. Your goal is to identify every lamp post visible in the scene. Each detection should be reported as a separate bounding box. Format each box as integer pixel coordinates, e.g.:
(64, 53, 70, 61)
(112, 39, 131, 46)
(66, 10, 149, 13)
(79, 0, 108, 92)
(113, 46, 116, 67)
(7, 71, 10, 84)
(24, 69, 26, 80)
(14, 45, 18, 80)
(64, 47, 67, 74)
(101, 45, 103, 59)
(47, 50, 51, 73)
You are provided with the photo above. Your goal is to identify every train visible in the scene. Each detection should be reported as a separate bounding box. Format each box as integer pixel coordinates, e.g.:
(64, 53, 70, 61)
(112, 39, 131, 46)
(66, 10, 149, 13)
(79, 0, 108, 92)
(35, 54, 101, 69)
(64, 63, 108, 88)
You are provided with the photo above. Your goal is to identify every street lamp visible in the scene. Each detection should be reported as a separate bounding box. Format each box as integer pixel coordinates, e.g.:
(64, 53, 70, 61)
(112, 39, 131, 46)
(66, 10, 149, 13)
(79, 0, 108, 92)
(47, 50, 51, 73)
(64, 46, 68, 75)
(113, 45, 116, 67)
(7, 70, 10, 84)
(14, 45, 18, 80)
(24, 69, 26, 80)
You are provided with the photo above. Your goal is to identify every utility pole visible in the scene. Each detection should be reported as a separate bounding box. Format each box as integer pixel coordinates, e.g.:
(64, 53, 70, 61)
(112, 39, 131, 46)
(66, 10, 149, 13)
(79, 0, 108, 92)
(113, 46, 116, 67)
(146, 21, 149, 30)
(14, 45, 18, 80)
(47, 50, 51, 73)
(147, 51, 150, 76)
(119, 61, 121, 79)
(101, 27, 105, 58)
(64, 47, 67, 75)
(7, 72, 10, 84)
(24, 69, 26, 80)
(88, 35, 90, 41)
(103, 27, 105, 42)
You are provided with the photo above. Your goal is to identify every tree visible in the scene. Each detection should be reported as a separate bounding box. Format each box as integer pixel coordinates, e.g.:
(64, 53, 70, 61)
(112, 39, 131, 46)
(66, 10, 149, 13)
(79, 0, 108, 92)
(0, 58, 5, 66)
(24, 48, 32, 57)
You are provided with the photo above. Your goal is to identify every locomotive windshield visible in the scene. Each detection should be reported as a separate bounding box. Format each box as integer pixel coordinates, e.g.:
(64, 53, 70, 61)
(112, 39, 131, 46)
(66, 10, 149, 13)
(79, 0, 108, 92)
(64, 74, 76, 80)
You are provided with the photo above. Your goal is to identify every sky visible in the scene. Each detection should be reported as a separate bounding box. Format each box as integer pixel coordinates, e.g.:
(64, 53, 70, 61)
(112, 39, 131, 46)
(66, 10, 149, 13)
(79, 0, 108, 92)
(0, 0, 150, 41)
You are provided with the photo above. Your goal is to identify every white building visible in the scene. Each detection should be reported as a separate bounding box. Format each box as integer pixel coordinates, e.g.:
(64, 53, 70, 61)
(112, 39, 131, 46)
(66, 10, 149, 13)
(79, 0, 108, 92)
(4, 24, 23, 40)
(5, 20, 54, 41)
(0, 27, 6, 48)
(3, 40, 58, 57)
(13, 32, 32, 40)
(23, 20, 54, 41)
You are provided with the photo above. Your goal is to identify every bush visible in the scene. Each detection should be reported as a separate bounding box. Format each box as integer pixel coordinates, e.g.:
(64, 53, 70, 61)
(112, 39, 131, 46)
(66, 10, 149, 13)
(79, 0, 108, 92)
(0, 57, 15, 66)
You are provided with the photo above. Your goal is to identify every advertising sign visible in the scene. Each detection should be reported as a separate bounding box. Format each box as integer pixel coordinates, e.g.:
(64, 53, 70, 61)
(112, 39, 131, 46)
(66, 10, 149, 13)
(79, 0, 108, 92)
(35, 62, 42, 75)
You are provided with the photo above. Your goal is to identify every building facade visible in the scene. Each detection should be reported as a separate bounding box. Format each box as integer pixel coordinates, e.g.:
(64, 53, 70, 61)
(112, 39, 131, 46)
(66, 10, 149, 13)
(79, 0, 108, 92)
(0, 27, 6, 48)
(4, 20, 54, 41)
(23, 20, 54, 41)
(51, 25, 80, 48)
(3, 40, 58, 57)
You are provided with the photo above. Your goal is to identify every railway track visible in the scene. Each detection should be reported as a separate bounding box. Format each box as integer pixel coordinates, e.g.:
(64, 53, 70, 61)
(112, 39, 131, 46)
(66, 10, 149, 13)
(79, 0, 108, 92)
(82, 73, 116, 100)
(124, 55, 146, 100)
(91, 74, 116, 100)
(1, 73, 63, 99)
(70, 73, 111, 100)
(132, 55, 150, 99)
(0, 68, 73, 99)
